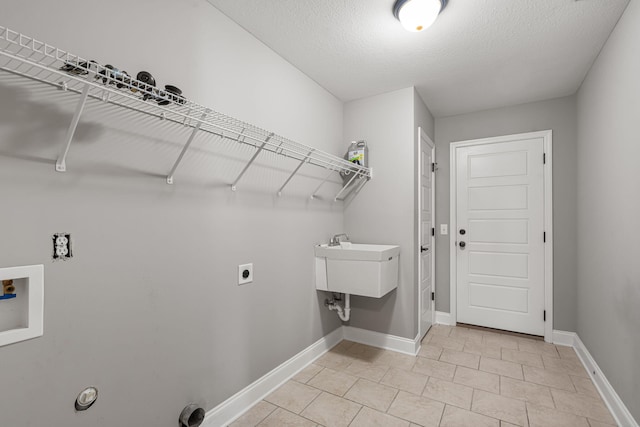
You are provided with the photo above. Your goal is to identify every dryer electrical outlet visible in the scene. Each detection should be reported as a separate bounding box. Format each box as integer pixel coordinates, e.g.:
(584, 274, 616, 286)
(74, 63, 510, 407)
(238, 264, 253, 285)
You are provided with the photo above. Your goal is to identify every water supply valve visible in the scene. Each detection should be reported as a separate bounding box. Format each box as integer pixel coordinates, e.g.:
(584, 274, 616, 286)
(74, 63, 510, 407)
(1, 279, 16, 300)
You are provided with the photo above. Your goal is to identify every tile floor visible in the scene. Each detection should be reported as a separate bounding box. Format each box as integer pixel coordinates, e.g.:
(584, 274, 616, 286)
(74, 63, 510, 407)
(230, 325, 617, 427)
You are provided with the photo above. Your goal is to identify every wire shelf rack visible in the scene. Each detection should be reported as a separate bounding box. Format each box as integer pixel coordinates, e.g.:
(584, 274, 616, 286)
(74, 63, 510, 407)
(0, 25, 371, 199)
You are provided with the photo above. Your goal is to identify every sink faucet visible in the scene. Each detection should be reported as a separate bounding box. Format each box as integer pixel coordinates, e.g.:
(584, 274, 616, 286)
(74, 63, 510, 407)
(329, 233, 350, 246)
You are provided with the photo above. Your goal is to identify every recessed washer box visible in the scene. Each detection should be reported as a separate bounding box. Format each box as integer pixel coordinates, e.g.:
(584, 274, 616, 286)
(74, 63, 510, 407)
(315, 243, 400, 298)
(0, 265, 44, 348)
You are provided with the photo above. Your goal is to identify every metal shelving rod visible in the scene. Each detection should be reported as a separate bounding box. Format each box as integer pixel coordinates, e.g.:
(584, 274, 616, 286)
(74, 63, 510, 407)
(166, 109, 210, 184)
(55, 83, 90, 172)
(334, 171, 362, 202)
(310, 170, 335, 200)
(277, 149, 314, 197)
(230, 133, 274, 191)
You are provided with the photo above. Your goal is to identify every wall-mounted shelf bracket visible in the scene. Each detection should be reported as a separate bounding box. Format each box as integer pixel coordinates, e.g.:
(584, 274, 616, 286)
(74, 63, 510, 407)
(310, 170, 336, 200)
(55, 83, 90, 172)
(166, 109, 210, 184)
(334, 170, 363, 202)
(231, 133, 274, 191)
(277, 149, 314, 197)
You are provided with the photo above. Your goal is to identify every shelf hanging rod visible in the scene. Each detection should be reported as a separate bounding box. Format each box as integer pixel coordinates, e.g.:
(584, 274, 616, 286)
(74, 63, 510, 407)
(334, 171, 363, 202)
(277, 149, 314, 197)
(310, 170, 336, 200)
(56, 83, 90, 172)
(230, 133, 274, 191)
(166, 109, 210, 184)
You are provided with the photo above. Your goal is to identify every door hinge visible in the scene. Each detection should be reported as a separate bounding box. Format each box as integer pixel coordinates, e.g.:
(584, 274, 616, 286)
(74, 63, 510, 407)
(543, 153, 546, 164)
(543, 231, 546, 242)
(431, 227, 435, 237)
(431, 292, 435, 301)
(431, 162, 436, 173)
(543, 310, 546, 321)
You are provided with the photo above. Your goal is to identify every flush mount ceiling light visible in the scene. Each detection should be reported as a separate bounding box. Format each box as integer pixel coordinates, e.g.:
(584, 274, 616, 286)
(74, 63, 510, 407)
(393, 0, 448, 32)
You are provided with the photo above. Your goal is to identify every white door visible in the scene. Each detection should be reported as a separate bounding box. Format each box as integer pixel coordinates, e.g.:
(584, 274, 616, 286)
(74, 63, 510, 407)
(455, 137, 545, 336)
(419, 128, 435, 339)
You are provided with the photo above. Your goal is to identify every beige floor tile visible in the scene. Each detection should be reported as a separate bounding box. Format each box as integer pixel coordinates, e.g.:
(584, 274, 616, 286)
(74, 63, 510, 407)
(422, 377, 474, 410)
(344, 378, 399, 412)
(346, 343, 386, 363)
(343, 360, 389, 382)
(586, 419, 617, 427)
(300, 392, 361, 427)
(374, 350, 418, 371)
(449, 327, 485, 344)
(380, 367, 429, 395)
(418, 343, 443, 360)
(315, 351, 354, 370)
(550, 389, 617, 425)
(500, 376, 554, 408)
(293, 363, 323, 383)
(570, 375, 600, 399)
(332, 340, 357, 354)
(427, 324, 454, 337)
(556, 344, 580, 361)
(413, 357, 457, 380)
(427, 334, 467, 351)
(440, 404, 499, 427)
(543, 355, 589, 378)
(454, 366, 500, 394)
(307, 367, 358, 396)
(231, 401, 277, 427)
(440, 349, 480, 369)
(501, 423, 520, 427)
(257, 408, 317, 427)
(471, 390, 527, 426)
(501, 348, 544, 368)
(527, 402, 590, 427)
(517, 340, 560, 358)
(388, 391, 445, 427)
(463, 341, 503, 359)
(483, 333, 519, 350)
(350, 406, 410, 427)
(263, 380, 320, 414)
(522, 365, 575, 392)
(480, 357, 524, 380)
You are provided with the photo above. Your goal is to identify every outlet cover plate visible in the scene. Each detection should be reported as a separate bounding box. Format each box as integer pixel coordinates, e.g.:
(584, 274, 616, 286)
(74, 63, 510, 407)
(238, 263, 253, 285)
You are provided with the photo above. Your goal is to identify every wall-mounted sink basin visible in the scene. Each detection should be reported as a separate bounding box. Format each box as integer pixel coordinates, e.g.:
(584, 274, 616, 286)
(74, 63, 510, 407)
(315, 243, 400, 298)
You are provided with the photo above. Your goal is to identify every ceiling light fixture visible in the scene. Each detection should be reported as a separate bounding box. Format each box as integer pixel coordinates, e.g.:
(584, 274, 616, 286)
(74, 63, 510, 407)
(393, 0, 447, 32)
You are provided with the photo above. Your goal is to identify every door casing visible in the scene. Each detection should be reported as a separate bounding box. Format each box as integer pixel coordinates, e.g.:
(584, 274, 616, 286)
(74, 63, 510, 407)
(449, 130, 553, 342)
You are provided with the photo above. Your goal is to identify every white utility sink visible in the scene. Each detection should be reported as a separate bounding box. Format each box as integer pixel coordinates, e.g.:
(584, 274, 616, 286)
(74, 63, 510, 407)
(315, 243, 400, 298)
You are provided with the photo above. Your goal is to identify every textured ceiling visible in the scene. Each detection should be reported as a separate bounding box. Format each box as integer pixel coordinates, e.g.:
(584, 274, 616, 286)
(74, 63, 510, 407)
(207, 0, 629, 117)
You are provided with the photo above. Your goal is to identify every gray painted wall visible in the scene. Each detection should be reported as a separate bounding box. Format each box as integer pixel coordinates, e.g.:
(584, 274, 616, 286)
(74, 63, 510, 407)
(343, 87, 434, 339)
(434, 96, 578, 332)
(576, 0, 639, 420)
(0, 1, 345, 426)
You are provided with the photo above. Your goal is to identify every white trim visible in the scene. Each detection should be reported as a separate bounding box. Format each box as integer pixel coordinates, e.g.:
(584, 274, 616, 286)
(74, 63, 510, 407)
(0, 264, 44, 348)
(552, 330, 638, 427)
(449, 130, 554, 342)
(204, 327, 344, 427)
(417, 127, 436, 340)
(435, 311, 453, 326)
(343, 326, 420, 356)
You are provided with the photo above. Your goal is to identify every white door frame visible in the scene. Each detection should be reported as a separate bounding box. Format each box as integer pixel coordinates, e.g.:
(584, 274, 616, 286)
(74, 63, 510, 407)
(449, 130, 553, 342)
(418, 126, 436, 339)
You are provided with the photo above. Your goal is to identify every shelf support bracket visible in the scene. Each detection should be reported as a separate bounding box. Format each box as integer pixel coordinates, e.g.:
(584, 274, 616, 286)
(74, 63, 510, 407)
(56, 83, 90, 172)
(310, 170, 335, 200)
(277, 149, 314, 197)
(231, 133, 273, 191)
(166, 109, 210, 184)
(334, 171, 361, 202)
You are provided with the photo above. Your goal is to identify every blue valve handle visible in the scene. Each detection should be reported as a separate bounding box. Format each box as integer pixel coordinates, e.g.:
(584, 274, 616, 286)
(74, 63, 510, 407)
(0, 294, 16, 300)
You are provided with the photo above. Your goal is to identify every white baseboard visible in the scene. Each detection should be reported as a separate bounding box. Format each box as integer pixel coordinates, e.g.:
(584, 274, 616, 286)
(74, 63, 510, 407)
(203, 327, 344, 427)
(435, 311, 453, 325)
(552, 330, 638, 427)
(343, 326, 419, 356)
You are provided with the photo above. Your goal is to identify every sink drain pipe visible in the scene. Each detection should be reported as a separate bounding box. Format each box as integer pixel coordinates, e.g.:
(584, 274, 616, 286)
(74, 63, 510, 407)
(326, 293, 350, 322)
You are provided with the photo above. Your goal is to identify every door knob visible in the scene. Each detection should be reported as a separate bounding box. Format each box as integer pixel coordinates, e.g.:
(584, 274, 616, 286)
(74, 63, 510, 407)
(459, 241, 466, 248)
(421, 246, 429, 252)
(459, 229, 466, 235)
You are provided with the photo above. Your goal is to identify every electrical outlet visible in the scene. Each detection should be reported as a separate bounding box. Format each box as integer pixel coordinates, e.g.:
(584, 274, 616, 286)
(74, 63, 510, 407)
(238, 263, 253, 285)
(53, 233, 72, 260)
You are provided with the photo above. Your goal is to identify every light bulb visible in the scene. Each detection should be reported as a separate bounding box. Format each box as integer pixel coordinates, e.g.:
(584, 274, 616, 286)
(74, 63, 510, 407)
(396, 0, 443, 32)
